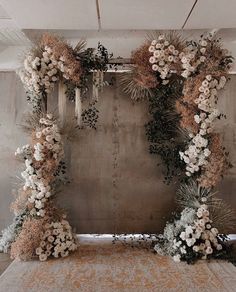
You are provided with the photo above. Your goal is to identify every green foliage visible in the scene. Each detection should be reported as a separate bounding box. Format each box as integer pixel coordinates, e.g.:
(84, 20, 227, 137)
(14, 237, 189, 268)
(145, 77, 187, 184)
(81, 101, 99, 129)
(75, 43, 111, 97)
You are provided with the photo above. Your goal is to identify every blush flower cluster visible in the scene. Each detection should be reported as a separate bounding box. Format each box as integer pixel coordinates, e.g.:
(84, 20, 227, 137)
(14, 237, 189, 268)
(36, 219, 77, 261)
(148, 34, 197, 83)
(179, 74, 227, 176)
(16, 114, 64, 217)
(154, 201, 223, 263)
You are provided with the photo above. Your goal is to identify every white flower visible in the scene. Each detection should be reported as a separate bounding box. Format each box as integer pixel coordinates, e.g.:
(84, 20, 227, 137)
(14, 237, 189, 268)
(48, 235, 54, 243)
(39, 253, 47, 261)
(200, 40, 208, 47)
(206, 75, 212, 81)
(173, 254, 181, 262)
(168, 45, 175, 52)
(148, 46, 155, 53)
(203, 148, 211, 157)
(206, 246, 213, 254)
(36, 247, 43, 255)
(193, 245, 200, 252)
(211, 228, 218, 236)
(151, 40, 157, 46)
(180, 231, 186, 241)
(194, 115, 201, 124)
(200, 56, 206, 62)
(216, 244, 222, 250)
(186, 238, 196, 247)
(200, 48, 206, 54)
(153, 50, 160, 58)
(152, 64, 158, 71)
(149, 56, 156, 64)
(185, 226, 193, 235)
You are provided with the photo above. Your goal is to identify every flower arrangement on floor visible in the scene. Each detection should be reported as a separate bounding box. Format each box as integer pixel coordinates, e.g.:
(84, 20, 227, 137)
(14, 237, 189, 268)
(121, 31, 236, 264)
(154, 181, 236, 264)
(0, 113, 77, 261)
(0, 33, 110, 261)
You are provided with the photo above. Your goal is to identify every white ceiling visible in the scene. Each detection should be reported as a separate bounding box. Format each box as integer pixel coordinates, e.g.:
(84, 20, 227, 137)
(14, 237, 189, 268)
(1, 0, 236, 33)
(0, 0, 98, 30)
(1, 0, 236, 71)
(99, 0, 195, 30)
(185, 0, 236, 29)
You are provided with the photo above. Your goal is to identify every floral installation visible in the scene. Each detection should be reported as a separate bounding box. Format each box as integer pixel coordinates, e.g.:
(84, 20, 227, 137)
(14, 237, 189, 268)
(120, 31, 235, 265)
(0, 33, 113, 262)
(0, 113, 78, 261)
(1, 31, 235, 265)
(154, 181, 236, 264)
(15, 114, 63, 217)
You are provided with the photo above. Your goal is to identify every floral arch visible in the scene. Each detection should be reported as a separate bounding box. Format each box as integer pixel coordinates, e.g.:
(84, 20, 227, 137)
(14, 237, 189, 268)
(0, 32, 235, 265)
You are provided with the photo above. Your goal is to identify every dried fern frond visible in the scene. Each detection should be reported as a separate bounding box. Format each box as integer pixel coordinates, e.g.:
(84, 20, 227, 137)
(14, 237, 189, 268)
(119, 70, 154, 101)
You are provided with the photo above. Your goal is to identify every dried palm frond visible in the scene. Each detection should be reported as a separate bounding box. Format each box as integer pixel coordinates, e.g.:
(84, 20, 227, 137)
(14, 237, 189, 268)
(209, 199, 236, 234)
(176, 179, 214, 209)
(21, 110, 59, 133)
(60, 118, 80, 141)
(74, 39, 87, 54)
(20, 111, 44, 132)
(119, 70, 154, 101)
(176, 180, 236, 233)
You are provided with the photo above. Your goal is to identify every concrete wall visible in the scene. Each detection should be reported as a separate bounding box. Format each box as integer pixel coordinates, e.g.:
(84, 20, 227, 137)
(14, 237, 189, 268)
(0, 72, 28, 229)
(0, 72, 236, 233)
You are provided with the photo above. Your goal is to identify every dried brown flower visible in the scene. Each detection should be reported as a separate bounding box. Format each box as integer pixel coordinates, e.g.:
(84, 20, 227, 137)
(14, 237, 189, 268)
(198, 133, 229, 188)
(40, 33, 82, 84)
(176, 100, 199, 133)
(10, 218, 47, 260)
(11, 188, 31, 215)
(131, 43, 158, 89)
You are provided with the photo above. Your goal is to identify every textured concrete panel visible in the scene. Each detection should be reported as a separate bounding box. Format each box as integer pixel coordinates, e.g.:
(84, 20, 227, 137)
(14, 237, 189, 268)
(0, 72, 235, 233)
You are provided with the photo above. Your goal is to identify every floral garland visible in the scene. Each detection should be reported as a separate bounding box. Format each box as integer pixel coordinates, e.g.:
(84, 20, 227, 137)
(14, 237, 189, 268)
(19, 34, 110, 111)
(0, 34, 109, 261)
(121, 32, 236, 264)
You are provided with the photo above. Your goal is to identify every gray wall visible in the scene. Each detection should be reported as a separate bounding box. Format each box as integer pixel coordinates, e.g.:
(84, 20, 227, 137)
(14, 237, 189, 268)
(0, 72, 236, 233)
(0, 72, 28, 229)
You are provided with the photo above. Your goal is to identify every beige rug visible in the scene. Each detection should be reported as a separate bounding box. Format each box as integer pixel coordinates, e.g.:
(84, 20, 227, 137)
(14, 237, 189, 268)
(0, 237, 236, 292)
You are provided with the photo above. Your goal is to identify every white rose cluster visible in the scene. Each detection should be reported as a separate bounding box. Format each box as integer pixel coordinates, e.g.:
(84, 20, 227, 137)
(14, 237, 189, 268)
(148, 35, 196, 84)
(16, 114, 64, 217)
(179, 74, 227, 176)
(172, 204, 222, 262)
(36, 219, 77, 261)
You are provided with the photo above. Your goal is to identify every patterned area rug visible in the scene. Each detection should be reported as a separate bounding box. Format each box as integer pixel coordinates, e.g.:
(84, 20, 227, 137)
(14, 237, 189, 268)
(0, 237, 236, 292)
